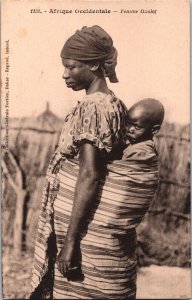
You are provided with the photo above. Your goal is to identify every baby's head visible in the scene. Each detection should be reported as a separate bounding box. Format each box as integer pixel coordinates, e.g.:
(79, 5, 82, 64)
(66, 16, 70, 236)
(126, 98, 164, 143)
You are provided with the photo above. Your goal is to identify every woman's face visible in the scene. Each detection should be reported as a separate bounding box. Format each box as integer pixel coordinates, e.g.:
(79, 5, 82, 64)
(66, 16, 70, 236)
(62, 58, 95, 91)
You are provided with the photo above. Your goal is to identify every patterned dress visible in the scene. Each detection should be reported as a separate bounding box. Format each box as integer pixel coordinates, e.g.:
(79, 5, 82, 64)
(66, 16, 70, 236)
(31, 92, 158, 299)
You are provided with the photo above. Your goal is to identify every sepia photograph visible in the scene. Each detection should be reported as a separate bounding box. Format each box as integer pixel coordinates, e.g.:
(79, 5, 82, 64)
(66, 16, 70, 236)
(1, 0, 191, 299)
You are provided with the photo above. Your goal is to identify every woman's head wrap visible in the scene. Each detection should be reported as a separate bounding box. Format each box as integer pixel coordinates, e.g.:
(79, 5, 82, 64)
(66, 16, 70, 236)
(61, 25, 118, 83)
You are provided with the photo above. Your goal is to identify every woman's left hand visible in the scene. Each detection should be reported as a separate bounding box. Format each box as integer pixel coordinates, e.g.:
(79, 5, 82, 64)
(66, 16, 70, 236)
(57, 239, 76, 276)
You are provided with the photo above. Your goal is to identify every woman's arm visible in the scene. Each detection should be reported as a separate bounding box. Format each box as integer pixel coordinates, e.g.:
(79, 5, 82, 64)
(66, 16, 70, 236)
(57, 142, 102, 276)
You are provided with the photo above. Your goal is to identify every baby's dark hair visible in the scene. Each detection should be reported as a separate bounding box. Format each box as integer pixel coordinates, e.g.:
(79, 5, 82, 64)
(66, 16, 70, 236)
(129, 98, 165, 126)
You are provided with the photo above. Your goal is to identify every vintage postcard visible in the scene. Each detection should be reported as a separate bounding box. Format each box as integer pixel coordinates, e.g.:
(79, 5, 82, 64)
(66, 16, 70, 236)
(1, 0, 190, 299)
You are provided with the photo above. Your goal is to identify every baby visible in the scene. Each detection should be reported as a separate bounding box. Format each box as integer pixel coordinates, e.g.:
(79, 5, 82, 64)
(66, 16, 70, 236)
(122, 98, 164, 160)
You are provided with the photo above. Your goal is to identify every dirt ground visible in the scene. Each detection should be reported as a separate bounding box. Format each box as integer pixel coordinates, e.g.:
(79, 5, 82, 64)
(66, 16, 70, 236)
(2, 251, 191, 299)
(137, 265, 191, 299)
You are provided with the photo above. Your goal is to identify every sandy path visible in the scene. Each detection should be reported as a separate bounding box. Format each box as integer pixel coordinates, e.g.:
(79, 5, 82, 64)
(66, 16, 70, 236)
(137, 265, 191, 299)
(3, 252, 191, 299)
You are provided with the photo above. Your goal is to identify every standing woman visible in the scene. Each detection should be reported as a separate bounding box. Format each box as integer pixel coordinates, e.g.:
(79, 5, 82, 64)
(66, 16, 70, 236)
(31, 26, 135, 299)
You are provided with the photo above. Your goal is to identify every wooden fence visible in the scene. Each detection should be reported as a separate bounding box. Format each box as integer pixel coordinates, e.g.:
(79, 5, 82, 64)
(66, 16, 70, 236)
(2, 118, 190, 265)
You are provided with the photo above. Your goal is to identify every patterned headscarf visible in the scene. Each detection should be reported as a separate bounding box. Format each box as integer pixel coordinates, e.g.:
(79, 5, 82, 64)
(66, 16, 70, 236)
(61, 25, 118, 83)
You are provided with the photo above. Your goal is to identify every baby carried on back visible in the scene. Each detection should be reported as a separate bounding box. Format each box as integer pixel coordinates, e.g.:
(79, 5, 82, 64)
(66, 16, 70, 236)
(31, 98, 164, 294)
(82, 98, 164, 234)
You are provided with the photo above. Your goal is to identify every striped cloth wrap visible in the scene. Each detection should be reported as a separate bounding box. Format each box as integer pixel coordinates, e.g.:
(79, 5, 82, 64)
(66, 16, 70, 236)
(31, 140, 159, 299)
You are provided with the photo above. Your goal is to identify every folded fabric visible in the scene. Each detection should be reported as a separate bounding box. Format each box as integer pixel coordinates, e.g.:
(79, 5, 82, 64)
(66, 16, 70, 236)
(31, 141, 158, 298)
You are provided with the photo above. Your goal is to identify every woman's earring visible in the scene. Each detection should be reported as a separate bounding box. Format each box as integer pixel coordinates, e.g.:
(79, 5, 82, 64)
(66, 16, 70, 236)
(100, 65, 106, 77)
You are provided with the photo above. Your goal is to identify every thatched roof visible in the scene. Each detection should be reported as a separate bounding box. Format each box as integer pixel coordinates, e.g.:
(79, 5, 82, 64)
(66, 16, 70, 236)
(9, 102, 63, 132)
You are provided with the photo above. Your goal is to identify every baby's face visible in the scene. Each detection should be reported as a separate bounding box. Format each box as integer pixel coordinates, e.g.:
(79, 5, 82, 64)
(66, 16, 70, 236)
(126, 106, 152, 143)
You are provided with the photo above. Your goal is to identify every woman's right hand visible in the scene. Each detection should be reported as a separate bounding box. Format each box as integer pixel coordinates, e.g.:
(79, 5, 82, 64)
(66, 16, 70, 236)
(57, 142, 101, 276)
(57, 239, 76, 276)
